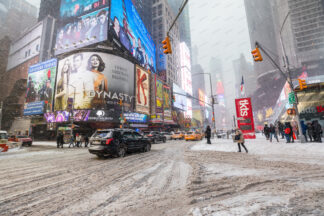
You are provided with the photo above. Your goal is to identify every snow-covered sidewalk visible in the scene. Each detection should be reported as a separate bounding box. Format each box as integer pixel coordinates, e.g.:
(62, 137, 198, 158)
(191, 136, 324, 165)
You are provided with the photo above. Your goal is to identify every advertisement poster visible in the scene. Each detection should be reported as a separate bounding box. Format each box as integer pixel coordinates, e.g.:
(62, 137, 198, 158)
(136, 65, 150, 115)
(60, 0, 108, 19)
(124, 113, 148, 123)
(198, 89, 205, 107)
(55, 7, 109, 54)
(24, 59, 57, 115)
(54, 52, 135, 111)
(156, 78, 163, 113)
(235, 97, 256, 139)
(185, 99, 192, 118)
(110, 0, 156, 73)
(172, 83, 187, 110)
(163, 84, 171, 117)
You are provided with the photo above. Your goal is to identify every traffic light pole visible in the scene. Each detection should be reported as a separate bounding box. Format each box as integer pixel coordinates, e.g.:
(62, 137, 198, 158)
(167, 0, 189, 36)
(255, 41, 305, 143)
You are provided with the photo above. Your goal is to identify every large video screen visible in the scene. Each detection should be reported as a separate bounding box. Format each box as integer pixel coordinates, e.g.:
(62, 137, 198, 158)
(55, 7, 109, 55)
(173, 83, 187, 110)
(60, 0, 109, 19)
(163, 84, 171, 117)
(54, 52, 135, 111)
(24, 59, 57, 115)
(156, 78, 163, 113)
(110, 0, 156, 73)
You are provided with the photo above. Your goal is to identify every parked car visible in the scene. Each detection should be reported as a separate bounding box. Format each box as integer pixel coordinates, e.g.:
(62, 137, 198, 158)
(171, 131, 184, 140)
(161, 132, 174, 140)
(16, 135, 33, 146)
(88, 129, 151, 158)
(144, 131, 166, 144)
(185, 131, 203, 141)
(0, 131, 9, 152)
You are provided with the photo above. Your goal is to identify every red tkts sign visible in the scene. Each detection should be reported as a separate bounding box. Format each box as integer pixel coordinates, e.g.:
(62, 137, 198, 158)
(235, 97, 256, 139)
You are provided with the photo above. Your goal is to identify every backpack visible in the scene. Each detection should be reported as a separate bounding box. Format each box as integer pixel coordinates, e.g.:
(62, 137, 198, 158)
(285, 128, 291, 134)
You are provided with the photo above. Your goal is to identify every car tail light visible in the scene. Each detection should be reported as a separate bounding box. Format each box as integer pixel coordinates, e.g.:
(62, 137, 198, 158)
(106, 138, 114, 145)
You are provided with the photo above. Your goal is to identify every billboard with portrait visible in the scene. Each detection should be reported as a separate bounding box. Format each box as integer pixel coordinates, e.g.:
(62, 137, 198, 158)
(198, 89, 205, 107)
(110, 0, 156, 73)
(163, 85, 171, 117)
(24, 59, 57, 115)
(54, 52, 135, 112)
(156, 79, 163, 113)
(55, 7, 109, 55)
(60, 0, 108, 19)
(135, 65, 150, 115)
(172, 83, 187, 110)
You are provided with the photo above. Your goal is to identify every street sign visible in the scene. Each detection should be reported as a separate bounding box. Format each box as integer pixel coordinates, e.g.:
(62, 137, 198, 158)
(288, 92, 296, 104)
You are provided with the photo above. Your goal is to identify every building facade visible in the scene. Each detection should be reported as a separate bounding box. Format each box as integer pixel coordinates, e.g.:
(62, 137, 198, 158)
(152, 0, 181, 86)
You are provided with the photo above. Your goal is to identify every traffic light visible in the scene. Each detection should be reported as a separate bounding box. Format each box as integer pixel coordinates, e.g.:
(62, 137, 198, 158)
(162, 36, 172, 54)
(118, 99, 123, 106)
(251, 47, 263, 62)
(298, 79, 307, 90)
(287, 108, 296, 115)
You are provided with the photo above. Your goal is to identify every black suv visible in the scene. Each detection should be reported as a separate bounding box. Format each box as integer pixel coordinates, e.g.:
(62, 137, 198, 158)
(144, 131, 166, 144)
(88, 129, 151, 158)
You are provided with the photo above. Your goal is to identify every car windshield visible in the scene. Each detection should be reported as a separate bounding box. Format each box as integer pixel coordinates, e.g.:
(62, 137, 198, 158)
(0, 133, 8, 139)
(186, 132, 193, 135)
(92, 131, 113, 138)
(17, 135, 28, 138)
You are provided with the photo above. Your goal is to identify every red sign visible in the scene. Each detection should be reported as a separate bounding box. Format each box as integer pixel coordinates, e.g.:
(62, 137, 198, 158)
(235, 97, 256, 139)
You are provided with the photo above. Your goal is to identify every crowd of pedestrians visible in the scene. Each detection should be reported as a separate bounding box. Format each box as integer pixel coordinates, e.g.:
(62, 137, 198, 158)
(263, 120, 322, 143)
(57, 133, 90, 148)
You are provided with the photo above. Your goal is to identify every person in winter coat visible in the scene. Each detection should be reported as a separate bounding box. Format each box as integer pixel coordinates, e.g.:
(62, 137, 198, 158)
(56, 133, 61, 148)
(313, 120, 322, 142)
(269, 123, 279, 142)
(278, 121, 285, 139)
(307, 122, 313, 142)
(263, 124, 270, 140)
(300, 121, 308, 142)
(284, 122, 292, 143)
(84, 135, 89, 147)
(205, 125, 211, 144)
(234, 128, 248, 153)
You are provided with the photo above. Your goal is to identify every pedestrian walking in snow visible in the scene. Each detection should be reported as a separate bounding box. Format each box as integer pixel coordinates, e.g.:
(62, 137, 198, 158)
(234, 128, 248, 153)
(69, 135, 75, 148)
(269, 123, 279, 142)
(84, 135, 89, 147)
(205, 125, 211, 144)
(56, 133, 61, 148)
(263, 124, 270, 140)
(284, 122, 292, 143)
(300, 121, 308, 142)
(313, 120, 322, 142)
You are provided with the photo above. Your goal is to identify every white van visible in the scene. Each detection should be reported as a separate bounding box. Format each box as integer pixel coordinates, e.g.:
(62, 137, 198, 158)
(0, 131, 8, 144)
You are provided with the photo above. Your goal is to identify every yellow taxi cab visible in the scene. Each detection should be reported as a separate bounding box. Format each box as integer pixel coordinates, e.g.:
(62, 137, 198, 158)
(185, 131, 203, 141)
(171, 131, 184, 140)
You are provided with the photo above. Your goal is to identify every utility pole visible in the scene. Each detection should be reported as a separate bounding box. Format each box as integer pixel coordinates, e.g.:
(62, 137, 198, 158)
(0, 101, 3, 130)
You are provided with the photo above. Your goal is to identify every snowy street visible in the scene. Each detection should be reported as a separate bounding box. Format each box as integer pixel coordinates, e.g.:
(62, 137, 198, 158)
(0, 137, 324, 215)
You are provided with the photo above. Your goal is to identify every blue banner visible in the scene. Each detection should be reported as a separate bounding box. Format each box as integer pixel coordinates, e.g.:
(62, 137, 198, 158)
(124, 112, 147, 123)
(24, 101, 45, 115)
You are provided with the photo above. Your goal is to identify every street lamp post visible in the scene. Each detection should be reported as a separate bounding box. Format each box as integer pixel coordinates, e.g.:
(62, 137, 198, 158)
(65, 83, 76, 138)
(192, 73, 217, 132)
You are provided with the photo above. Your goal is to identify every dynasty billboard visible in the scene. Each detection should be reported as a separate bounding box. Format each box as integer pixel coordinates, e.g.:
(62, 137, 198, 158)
(24, 59, 57, 115)
(54, 52, 135, 111)
(135, 65, 150, 115)
(110, 0, 156, 73)
(55, 0, 109, 55)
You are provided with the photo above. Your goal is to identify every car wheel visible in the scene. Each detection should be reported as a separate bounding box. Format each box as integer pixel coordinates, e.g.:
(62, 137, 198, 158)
(28, 142, 32, 147)
(163, 138, 166, 143)
(152, 139, 156, 144)
(117, 145, 126, 158)
(144, 143, 151, 152)
(186, 140, 188, 142)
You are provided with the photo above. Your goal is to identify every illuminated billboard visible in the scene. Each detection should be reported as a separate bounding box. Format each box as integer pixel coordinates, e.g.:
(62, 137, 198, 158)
(24, 59, 57, 115)
(54, 52, 135, 111)
(163, 85, 171, 117)
(185, 99, 192, 118)
(60, 0, 108, 19)
(198, 89, 205, 107)
(156, 78, 163, 113)
(172, 83, 187, 110)
(110, 0, 156, 73)
(180, 42, 192, 95)
(55, 7, 109, 55)
(135, 65, 150, 115)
